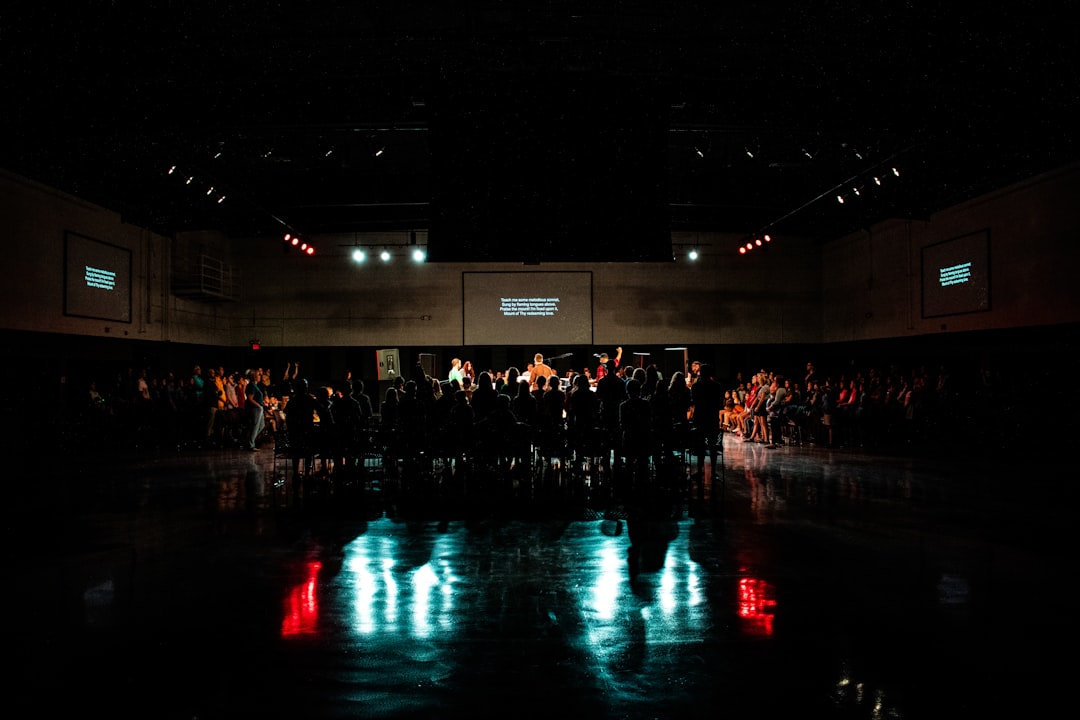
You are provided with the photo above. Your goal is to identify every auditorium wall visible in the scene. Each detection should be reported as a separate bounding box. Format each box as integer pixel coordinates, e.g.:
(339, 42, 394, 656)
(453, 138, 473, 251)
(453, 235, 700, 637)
(3, 162, 1078, 354)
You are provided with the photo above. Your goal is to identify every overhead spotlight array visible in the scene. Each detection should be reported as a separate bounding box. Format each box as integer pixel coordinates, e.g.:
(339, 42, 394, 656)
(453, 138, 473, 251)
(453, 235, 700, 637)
(736, 153, 907, 255)
(348, 245, 426, 264)
(283, 232, 316, 256)
(166, 165, 226, 204)
(837, 165, 901, 204)
(738, 233, 772, 255)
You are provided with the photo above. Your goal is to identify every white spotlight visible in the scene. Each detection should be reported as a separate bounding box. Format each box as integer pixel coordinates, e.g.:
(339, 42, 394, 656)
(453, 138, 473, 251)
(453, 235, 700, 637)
(352, 249, 367, 263)
(688, 249, 699, 261)
(380, 249, 391, 262)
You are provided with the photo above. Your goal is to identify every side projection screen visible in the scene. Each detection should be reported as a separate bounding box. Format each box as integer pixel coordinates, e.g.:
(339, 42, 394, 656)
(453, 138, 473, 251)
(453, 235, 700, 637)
(921, 230, 991, 318)
(463, 271, 593, 346)
(64, 231, 133, 323)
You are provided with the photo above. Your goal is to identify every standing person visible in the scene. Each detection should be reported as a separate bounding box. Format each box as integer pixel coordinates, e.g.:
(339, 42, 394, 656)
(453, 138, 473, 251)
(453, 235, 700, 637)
(500, 366, 521, 398)
(352, 379, 375, 427)
(224, 372, 240, 411)
(280, 360, 302, 399)
(688, 360, 702, 386)
(596, 359, 628, 444)
(448, 358, 465, 385)
(286, 378, 321, 485)
(619, 378, 653, 487)
(204, 366, 226, 448)
(244, 368, 266, 451)
(529, 353, 554, 392)
(749, 372, 771, 443)
(668, 371, 692, 424)
(689, 363, 724, 475)
(595, 346, 623, 383)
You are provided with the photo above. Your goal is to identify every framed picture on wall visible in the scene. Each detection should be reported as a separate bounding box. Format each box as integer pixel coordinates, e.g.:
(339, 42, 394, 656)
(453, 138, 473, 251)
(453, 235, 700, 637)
(921, 230, 991, 318)
(64, 231, 133, 323)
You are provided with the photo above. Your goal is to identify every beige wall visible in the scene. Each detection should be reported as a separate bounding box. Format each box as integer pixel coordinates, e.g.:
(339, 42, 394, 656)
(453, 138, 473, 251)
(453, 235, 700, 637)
(821, 164, 1080, 342)
(3, 163, 1077, 348)
(230, 229, 822, 348)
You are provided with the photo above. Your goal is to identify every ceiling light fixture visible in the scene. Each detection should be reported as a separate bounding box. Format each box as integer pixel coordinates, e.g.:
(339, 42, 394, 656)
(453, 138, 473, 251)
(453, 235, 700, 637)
(283, 232, 315, 256)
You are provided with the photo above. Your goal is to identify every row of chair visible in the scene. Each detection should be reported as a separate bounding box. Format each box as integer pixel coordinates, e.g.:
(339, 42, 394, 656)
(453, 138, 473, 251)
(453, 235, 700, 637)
(271, 420, 725, 502)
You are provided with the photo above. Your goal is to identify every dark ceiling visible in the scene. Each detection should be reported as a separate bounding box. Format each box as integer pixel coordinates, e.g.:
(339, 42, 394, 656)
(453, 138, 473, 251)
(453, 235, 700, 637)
(3, 3, 1078, 258)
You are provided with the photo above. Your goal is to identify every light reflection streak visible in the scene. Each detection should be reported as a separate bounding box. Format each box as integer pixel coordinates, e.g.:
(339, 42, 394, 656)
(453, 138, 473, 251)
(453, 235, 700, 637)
(737, 576, 776, 636)
(588, 540, 625, 622)
(340, 525, 462, 639)
(281, 560, 322, 637)
(581, 520, 708, 662)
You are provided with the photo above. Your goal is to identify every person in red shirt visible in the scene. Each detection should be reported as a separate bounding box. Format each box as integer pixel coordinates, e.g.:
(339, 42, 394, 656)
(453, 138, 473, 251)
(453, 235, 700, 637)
(594, 346, 623, 383)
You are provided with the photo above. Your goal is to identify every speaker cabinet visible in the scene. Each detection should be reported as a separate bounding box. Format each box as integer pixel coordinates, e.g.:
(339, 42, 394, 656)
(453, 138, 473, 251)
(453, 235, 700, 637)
(376, 348, 400, 381)
(417, 352, 437, 380)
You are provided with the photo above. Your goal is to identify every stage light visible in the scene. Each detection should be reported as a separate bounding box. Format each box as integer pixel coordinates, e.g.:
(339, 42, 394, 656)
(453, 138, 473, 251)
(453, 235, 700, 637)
(694, 147, 704, 158)
(283, 232, 315, 256)
(380, 249, 391, 262)
(755, 238, 763, 246)
(352, 248, 367, 263)
(763, 234, 771, 243)
(411, 248, 426, 263)
(739, 246, 747, 254)
(892, 167, 900, 176)
(375, 147, 385, 157)
(874, 176, 882, 185)
(837, 194, 845, 204)
(217, 195, 226, 203)
(688, 249, 699, 261)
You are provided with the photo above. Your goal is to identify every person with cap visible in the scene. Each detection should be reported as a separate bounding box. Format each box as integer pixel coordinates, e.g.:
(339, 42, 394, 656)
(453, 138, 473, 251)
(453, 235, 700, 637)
(595, 346, 623, 384)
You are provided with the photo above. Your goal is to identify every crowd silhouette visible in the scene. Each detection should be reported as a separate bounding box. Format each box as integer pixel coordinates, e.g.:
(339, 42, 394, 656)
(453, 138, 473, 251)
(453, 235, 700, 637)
(49, 354, 1010, 503)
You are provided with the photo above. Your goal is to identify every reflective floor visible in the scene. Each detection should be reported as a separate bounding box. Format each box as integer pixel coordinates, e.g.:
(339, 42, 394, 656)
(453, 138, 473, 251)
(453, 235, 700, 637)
(6, 434, 1070, 719)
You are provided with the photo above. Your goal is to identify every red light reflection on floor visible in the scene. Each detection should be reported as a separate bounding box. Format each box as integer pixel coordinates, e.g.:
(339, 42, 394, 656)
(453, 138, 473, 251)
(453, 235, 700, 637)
(281, 561, 322, 637)
(738, 576, 777, 636)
